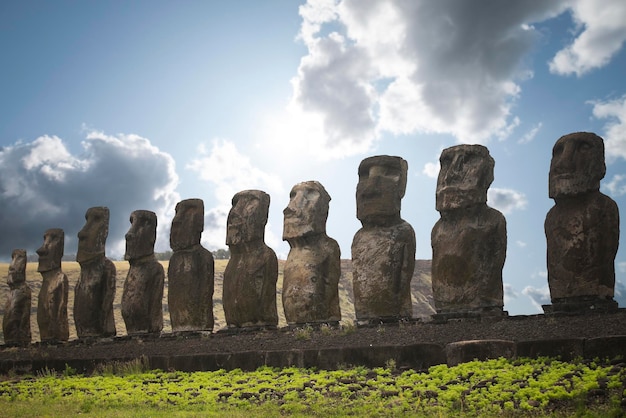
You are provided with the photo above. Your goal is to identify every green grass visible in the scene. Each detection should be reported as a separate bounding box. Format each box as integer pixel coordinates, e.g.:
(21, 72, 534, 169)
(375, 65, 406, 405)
(1, 357, 626, 417)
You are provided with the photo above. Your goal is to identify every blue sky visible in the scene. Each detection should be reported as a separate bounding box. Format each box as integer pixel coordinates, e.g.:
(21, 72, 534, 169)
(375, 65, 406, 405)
(1, 0, 626, 315)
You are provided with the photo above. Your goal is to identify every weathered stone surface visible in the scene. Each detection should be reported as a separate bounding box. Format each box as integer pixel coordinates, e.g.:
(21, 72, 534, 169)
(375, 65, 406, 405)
(36, 229, 69, 343)
(121, 210, 164, 335)
(446, 339, 516, 366)
(431, 145, 506, 316)
(168, 199, 215, 332)
(2, 249, 31, 345)
(544, 132, 619, 312)
(352, 156, 416, 323)
(74, 207, 116, 338)
(516, 338, 584, 361)
(282, 181, 341, 325)
(223, 190, 278, 328)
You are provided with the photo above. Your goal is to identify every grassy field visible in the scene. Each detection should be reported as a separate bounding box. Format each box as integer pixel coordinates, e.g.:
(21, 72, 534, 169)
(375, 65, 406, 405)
(0, 259, 369, 343)
(0, 356, 624, 417)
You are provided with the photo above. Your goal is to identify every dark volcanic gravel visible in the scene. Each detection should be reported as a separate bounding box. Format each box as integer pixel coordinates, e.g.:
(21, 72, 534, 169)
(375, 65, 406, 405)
(1, 310, 625, 365)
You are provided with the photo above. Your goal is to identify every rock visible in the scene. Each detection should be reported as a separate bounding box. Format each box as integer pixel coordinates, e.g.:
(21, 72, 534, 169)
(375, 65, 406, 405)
(446, 339, 516, 366)
(2, 249, 31, 345)
(74, 207, 116, 338)
(36, 229, 69, 343)
(544, 132, 619, 313)
(352, 155, 416, 323)
(121, 210, 164, 335)
(282, 181, 341, 325)
(168, 199, 215, 332)
(223, 190, 278, 328)
(431, 145, 506, 317)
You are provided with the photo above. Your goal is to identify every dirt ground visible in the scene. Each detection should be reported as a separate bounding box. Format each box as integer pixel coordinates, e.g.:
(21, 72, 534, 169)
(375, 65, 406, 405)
(1, 310, 625, 365)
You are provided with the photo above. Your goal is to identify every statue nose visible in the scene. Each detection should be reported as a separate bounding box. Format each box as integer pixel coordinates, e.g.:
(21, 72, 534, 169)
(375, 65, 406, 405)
(554, 145, 576, 172)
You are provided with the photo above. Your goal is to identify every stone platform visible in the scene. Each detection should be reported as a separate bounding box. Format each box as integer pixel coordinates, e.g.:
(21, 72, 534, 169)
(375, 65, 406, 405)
(1, 310, 626, 375)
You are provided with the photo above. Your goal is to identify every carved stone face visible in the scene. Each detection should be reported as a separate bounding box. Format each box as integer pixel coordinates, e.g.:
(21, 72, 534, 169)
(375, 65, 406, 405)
(77, 207, 109, 263)
(356, 156, 407, 226)
(124, 210, 157, 261)
(170, 199, 204, 251)
(8, 249, 27, 287)
(226, 190, 269, 246)
(436, 144, 494, 212)
(283, 181, 330, 241)
(549, 132, 605, 199)
(37, 229, 64, 272)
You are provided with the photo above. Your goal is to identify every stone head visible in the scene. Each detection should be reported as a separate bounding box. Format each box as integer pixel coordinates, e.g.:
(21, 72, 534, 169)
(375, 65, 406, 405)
(549, 132, 606, 199)
(436, 144, 494, 212)
(36, 228, 64, 272)
(124, 210, 157, 261)
(283, 181, 330, 241)
(226, 190, 270, 246)
(170, 198, 204, 251)
(7, 249, 27, 287)
(77, 206, 109, 263)
(356, 155, 408, 226)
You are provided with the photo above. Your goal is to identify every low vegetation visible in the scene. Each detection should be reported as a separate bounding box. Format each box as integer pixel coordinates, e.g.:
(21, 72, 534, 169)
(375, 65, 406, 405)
(1, 356, 625, 417)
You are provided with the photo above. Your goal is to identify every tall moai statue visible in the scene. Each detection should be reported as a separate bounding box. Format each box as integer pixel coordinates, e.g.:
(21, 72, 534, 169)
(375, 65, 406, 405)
(351, 155, 416, 325)
(74, 207, 116, 338)
(282, 181, 341, 326)
(3, 249, 31, 346)
(223, 190, 278, 329)
(36, 229, 69, 343)
(544, 132, 620, 313)
(431, 145, 507, 318)
(121, 210, 164, 335)
(168, 198, 215, 333)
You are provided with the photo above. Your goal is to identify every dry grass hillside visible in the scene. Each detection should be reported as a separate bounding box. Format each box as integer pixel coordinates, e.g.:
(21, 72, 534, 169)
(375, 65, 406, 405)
(0, 259, 434, 343)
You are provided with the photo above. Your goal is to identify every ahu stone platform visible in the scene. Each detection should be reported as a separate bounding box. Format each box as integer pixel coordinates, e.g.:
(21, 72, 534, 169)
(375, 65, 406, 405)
(1, 310, 626, 375)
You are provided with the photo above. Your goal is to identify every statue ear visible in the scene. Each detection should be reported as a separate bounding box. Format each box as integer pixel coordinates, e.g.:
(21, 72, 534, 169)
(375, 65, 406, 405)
(398, 158, 408, 199)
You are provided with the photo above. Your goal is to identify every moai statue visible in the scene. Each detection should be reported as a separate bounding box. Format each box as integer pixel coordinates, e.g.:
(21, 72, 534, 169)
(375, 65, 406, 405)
(121, 210, 164, 335)
(74, 207, 116, 338)
(168, 198, 215, 333)
(282, 181, 341, 326)
(544, 132, 620, 313)
(351, 155, 416, 325)
(431, 145, 507, 318)
(2, 249, 31, 346)
(223, 190, 278, 329)
(36, 229, 69, 343)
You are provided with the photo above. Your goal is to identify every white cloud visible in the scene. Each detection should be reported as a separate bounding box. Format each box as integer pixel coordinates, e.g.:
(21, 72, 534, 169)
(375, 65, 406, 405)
(522, 284, 551, 312)
(422, 161, 440, 179)
(487, 188, 528, 214)
(288, 0, 573, 158)
(618, 261, 626, 273)
(187, 139, 284, 250)
(517, 122, 543, 144)
(516, 240, 527, 248)
(503, 283, 519, 306)
(21, 135, 89, 181)
(602, 174, 626, 197)
(591, 94, 626, 161)
(0, 132, 180, 259)
(549, 0, 626, 76)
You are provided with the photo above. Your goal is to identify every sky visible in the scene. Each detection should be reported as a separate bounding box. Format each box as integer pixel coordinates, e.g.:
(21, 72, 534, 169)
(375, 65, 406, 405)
(1, 0, 626, 315)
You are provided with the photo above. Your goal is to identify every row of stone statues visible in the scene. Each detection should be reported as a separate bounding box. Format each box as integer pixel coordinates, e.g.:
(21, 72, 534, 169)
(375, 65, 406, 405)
(2, 132, 619, 345)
